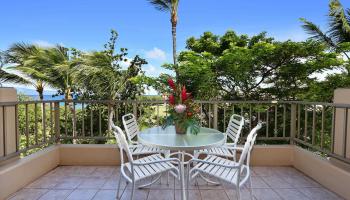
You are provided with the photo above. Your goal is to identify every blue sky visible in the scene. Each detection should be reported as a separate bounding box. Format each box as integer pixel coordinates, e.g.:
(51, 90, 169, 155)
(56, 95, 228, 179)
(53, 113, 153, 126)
(1, 0, 349, 93)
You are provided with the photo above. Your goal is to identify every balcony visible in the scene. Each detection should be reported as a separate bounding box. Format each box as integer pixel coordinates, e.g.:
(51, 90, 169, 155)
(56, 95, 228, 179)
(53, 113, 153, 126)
(1, 98, 350, 200)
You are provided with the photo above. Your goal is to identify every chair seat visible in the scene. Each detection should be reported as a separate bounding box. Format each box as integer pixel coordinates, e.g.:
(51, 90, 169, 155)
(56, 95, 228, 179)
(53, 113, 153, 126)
(191, 155, 248, 185)
(197, 146, 235, 158)
(124, 154, 177, 181)
(130, 145, 165, 155)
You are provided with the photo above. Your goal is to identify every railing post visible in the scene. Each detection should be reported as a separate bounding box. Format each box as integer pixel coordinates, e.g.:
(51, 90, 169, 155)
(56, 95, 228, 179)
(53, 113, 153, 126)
(54, 102, 60, 143)
(213, 102, 218, 130)
(133, 102, 138, 119)
(0, 88, 18, 160)
(290, 103, 297, 144)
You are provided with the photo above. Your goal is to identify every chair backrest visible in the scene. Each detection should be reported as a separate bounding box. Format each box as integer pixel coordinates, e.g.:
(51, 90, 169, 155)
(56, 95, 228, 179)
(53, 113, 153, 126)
(225, 114, 245, 145)
(238, 123, 262, 167)
(111, 122, 134, 165)
(122, 113, 140, 143)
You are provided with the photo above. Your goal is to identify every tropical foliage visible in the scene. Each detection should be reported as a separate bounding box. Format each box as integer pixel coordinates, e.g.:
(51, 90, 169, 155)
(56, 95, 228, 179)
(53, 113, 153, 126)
(74, 30, 147, 101)
(157, 31, 343, 102)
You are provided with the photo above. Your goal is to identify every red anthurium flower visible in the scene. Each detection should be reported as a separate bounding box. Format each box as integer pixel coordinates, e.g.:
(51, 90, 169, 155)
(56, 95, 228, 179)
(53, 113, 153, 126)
(169, 94, 175, 105)
(167, 79, 176, 90)
(181, 86, 188, 102)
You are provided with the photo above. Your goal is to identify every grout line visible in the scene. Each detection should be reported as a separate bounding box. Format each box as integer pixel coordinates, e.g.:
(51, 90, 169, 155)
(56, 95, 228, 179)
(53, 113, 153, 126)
(63, 189, 76, 200)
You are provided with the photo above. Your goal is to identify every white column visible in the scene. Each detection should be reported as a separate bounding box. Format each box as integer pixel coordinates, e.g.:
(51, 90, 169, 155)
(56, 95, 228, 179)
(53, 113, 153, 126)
(333, 88, 350, 159)
(0, 87, 18, 158)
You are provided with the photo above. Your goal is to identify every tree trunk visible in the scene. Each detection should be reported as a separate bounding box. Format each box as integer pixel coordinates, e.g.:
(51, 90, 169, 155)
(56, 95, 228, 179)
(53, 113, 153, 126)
(108, 105, 114, 131)
(65, 88, 77, 142)
(37, 86, 46, 139)
(172, 22, 178, 79)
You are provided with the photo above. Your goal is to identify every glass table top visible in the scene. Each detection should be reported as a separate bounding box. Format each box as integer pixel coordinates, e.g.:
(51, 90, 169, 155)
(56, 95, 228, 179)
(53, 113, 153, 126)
(138, 126, 226, 150)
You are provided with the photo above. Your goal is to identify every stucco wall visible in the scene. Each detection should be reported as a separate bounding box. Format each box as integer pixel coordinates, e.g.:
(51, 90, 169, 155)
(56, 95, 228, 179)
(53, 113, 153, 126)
(59, 144, 120, 166)
(0, 146, 59, 200)
(293, 147, 350, 199)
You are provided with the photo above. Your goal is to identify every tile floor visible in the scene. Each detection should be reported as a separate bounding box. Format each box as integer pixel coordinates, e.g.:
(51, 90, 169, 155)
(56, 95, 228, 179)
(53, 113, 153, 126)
(7, 166, 344, 200)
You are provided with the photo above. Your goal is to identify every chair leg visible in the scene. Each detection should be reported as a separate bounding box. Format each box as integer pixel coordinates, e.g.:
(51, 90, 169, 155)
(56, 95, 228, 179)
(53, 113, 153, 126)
(249, 176, 253, 200)
(235, 185, 241, 200)
(116, 173, 122, 200)
(130, 182, 135, 200)
(167, 172, 169, 185)
(186, 164, 191, 199)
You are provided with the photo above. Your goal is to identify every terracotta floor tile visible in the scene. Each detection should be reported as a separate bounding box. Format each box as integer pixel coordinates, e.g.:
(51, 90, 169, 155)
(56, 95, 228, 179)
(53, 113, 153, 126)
(121, 189, 149, 200)
(175, 189, 201, 200)
(252, 167, 276, 177)
(298, 187, 344, 200)
(25, 176, 59, 189)
(147, 189, 174, 200)
(261, 176, 293, 189)
(274, 188, 310, 200)
(225, 188, 254, 200)
(252, 188, 282, 200)
(54, 179, 83, 190)
(9, 189, 48, 200)
(200, 189, 230, 200)
(38, 189, 73, 200)
(77, 177, 108, 189)
(92, 190, 117, 200)
(66, 189, 98, 200)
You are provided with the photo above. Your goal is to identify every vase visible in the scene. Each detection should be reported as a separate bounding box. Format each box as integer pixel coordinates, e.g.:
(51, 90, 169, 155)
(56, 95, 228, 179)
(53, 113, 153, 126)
(175, 122, 187, 134)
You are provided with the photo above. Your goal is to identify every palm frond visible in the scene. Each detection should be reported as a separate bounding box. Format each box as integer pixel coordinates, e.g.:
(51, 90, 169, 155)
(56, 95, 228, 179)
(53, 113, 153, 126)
(5, 42, 39, 64)
(300, 18, 337, 48)
(327, 0, 350, 43)
(148, 0, 171, 11)
(0, 69, 30, 85)
(9, 65, 49, 83)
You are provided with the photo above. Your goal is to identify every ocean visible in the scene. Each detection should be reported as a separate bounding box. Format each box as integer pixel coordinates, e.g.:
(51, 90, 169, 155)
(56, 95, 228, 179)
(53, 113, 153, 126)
(27, 95, 65, 101)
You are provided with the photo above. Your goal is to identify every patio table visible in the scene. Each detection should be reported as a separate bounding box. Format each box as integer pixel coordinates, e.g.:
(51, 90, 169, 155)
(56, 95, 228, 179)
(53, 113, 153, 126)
(138, 126, 226, 200)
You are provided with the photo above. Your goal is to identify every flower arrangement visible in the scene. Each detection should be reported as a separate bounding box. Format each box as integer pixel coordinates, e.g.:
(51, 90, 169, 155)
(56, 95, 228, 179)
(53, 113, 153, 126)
(162, 79, 200, 134)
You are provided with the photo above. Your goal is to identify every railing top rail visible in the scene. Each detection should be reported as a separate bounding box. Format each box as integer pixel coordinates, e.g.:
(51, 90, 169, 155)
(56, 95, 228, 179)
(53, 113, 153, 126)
(2, 99, 350, 108)
(0, 99, 167, 106)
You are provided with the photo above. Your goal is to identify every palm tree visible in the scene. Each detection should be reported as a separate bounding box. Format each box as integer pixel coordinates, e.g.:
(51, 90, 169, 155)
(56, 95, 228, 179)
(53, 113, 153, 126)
(148, 0, 180, 77)
(38, 46, 79, 101)
(0, 50, 28, 86)
(300, 0, 350, 61)
(5, 43, 48, 99)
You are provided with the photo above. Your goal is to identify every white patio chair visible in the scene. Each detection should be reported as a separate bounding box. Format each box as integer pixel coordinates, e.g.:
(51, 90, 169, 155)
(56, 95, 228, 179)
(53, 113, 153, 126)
(122, 113, 170, 157)
(111, 124, 183, 200)
(194, 114, 245, 160)
(187, 123, 262, 200)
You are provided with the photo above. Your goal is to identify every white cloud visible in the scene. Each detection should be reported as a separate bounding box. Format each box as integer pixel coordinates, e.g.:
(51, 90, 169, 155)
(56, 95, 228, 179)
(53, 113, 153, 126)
(120, 57, 131, 69)
(32, 40, 56, 48)
(144, 64, 164, 78)
(310, 68, 345, 81)
(145, 47, 167, 61)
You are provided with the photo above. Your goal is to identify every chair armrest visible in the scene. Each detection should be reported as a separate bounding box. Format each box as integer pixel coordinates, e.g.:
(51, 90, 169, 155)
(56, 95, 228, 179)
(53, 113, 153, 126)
(188, 158, 239, 169)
